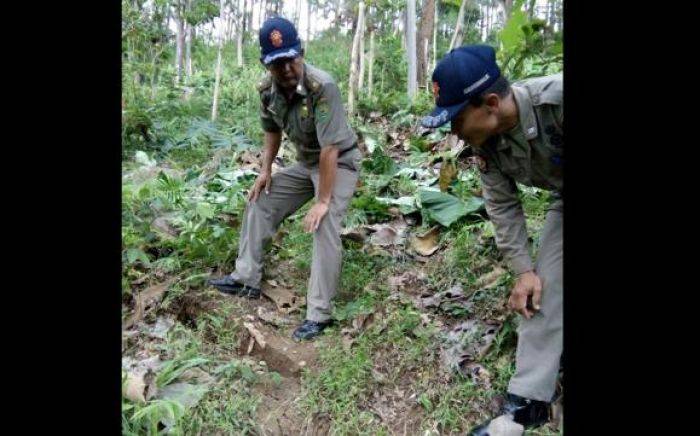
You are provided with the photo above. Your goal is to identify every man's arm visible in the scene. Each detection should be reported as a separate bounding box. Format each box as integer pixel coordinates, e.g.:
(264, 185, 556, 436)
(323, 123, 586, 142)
(248, 131, 281, 202)
(261, 131, 281, 173)
(480, 167, 542, 318)
(480, 169, 533, 274)
(302, 79, 352, 233)
(303, 146, 338, 232)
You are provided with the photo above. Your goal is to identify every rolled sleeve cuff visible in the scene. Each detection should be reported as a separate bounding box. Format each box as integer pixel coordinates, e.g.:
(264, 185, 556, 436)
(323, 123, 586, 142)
(509, 255, 534, 274)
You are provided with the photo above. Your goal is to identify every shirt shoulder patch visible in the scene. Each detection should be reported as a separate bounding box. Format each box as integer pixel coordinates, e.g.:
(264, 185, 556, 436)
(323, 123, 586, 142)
(257, 74, 273, 92)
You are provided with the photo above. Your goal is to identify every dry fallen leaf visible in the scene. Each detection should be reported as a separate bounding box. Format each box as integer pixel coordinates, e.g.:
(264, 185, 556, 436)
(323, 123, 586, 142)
(411, 226, 441, 256)
(370, 226, 399, 246)
(151, 216, 179, 238)
(124, 278, 177, 329)
(243, 322, 267, 351)
(340, 227, 368, 243)
(475, 266, 507, 289)
(262, 286, 304, 314)
(257, 306, 293, 327)
(123, 369, 157, 403)
(438, 159, 457, 191)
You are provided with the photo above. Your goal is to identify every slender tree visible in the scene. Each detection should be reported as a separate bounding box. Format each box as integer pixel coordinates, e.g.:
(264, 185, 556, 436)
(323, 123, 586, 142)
(306, 0, 311, 42)
(432, 0, 437, 72)
(211, 0, 226, 121)
(449, 0, 469, 51)
(417, 0, 435, 87)
(348, 1, 365, 114)
(368, 27, 375, 97)
(358, 13, 366, 92)
(174, 0, 186, 85)
(406, 0, 417, 99)
(237, 0, 245, 66)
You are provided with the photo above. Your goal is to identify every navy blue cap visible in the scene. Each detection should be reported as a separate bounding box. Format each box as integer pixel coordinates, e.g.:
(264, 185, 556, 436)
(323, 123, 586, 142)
(259, 17, 302, 65)
(421, 45, 501, 128)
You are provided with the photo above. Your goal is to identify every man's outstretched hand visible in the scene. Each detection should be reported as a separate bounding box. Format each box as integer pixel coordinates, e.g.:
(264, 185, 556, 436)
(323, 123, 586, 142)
(303, 201, 329, 233)
(248, 171, 271, 203)
(508, 270, 542, 319)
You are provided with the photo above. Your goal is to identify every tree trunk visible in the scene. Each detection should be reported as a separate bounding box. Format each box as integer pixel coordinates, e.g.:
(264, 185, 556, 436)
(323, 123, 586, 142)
(487, 3, 492, 38)
(249, 0, 254, 33)
(417, 0, 435, 87)
(237, 0, 245, 66)
(368, 30, 375, 98)
(306, 0, 311, 42)
(185, 22, 192, 82)
(432, 1, 438, 72)
(212, 0, 225, 121)
(527, 0, 536, 19)
(175, 1, 186, 85)
(348, 2, 365, 114)
(358, 19, 365, 92)
(479, 4, 484, 40)
(498, 0, 513, 18)
(449, 0, 469, 51)
(406, 0, 417, 100)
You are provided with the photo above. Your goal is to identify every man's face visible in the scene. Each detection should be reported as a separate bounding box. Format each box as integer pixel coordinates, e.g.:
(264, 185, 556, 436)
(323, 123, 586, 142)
(450, 95, 501, 147)
(267, 56, 304, 90)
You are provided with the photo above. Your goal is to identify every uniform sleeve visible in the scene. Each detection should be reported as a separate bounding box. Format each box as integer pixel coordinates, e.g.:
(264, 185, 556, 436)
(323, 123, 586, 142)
(314, 82, 353, 148)
(259, 92, 281, 133)
(480, 166, 533, 274)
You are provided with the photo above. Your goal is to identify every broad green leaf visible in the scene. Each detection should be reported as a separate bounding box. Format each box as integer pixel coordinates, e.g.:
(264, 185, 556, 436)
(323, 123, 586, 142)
(499, 0, 528, 53)
(126, 248, 150, 266)
(196, 202, 214, 220)
(376, 196, 419, 215)
(419, 189, 484, 227)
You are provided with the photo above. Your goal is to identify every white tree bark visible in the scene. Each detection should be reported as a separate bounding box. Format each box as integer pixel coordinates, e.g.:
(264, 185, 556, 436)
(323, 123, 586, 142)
(306, 0, 311, 42)
(348, 2, 365, 114)
(175, 1, 186, 85)
(237, 0, 245, 66)
(368, 29, 375, 98)
(212, 0, 226, 121)
(406, 0, 417, 99)
(358, 19, 366, 92)
(449, 0, 469, 51)
(432, 1, 437, 72)
(185, 22, 193, 81)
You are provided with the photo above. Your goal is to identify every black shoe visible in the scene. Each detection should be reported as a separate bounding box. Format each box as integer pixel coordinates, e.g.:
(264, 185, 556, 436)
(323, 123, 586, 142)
(469, 393, 550, 435)
(292, 320, 332, 341)
(207, 276, 261, 298)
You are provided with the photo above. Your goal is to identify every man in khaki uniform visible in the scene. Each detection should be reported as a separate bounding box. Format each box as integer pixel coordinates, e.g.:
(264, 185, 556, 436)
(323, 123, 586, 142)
(422, 45, 563, 433)
(209, 17, 361, 341)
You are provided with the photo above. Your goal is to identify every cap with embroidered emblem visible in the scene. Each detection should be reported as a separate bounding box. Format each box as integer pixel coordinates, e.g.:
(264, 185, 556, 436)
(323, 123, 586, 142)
(259, 16, 302, 65)
(421, 45, 501, 128)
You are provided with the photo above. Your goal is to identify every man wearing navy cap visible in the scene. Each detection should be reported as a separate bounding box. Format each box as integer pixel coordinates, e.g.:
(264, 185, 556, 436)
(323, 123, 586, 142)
(423, 45, 563, 433)
(208, 17, 361, 341)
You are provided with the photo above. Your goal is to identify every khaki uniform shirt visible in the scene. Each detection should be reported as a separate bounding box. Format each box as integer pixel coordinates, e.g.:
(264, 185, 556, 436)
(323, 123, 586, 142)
(258, 63, 357, 166)
(474, 73, 563, 274)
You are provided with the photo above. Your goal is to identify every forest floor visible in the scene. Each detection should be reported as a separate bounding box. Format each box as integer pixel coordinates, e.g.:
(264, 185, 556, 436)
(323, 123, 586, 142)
(121, 116, 563, 435)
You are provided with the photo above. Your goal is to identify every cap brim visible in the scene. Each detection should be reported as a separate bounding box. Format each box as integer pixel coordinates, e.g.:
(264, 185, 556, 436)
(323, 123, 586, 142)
(421, 100, 469, 129)
(261, 42, 302, 65)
